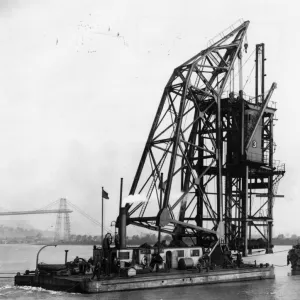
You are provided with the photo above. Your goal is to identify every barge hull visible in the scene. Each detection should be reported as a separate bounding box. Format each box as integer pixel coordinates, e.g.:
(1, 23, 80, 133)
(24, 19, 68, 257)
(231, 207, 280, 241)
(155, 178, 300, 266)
(15, 267, 275, 294)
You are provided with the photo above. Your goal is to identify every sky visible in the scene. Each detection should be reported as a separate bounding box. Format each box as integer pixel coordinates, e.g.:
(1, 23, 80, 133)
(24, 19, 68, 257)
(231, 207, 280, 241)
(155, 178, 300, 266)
(0, 0, 298, 236)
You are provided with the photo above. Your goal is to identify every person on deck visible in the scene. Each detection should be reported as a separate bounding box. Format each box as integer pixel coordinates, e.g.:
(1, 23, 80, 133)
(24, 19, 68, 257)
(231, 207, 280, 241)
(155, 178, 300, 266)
(91, 261, 101, 280)
(88, 256, 94, 271)
(236, 252, 243, 268)
(150, 253, 163, 272)
(102, 235, 111, 276)
(88, 257, 94, 265)
(166, 251, 172, 272)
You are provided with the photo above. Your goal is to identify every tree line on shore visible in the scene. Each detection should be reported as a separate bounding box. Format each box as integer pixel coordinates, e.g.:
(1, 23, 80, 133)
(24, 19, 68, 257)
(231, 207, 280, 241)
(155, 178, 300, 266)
(0, 225, 172, 245)
(1, 224, 299, 246)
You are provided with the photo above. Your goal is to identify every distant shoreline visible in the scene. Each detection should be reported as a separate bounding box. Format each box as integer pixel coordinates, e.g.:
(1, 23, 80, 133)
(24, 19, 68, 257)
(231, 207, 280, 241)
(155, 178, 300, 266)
(273, 239, 299, 246)
(0, 241, 295, 248)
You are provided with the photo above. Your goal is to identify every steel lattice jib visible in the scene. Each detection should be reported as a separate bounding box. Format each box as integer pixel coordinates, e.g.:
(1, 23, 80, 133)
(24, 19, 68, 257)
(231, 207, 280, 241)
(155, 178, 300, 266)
(124, 20, 285, 255)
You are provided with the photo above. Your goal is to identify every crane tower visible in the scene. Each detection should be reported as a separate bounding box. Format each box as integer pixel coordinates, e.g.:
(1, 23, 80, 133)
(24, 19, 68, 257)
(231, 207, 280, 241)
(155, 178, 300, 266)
(124, 21, 285, 256)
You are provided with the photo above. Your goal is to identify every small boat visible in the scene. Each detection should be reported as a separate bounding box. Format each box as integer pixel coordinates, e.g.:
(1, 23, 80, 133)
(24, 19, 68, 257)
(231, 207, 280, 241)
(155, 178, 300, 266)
(287, 243, 300, 275)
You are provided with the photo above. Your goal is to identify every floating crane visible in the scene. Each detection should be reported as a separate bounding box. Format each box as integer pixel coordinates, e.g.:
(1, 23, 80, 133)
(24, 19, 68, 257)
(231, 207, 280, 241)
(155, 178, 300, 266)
(15, 21, 280, 293)
(121, 20, 285, 256)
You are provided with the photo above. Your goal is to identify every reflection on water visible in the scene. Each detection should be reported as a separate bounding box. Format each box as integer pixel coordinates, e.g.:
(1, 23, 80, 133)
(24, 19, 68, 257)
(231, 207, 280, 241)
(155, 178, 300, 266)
(1, 244, 300, 299)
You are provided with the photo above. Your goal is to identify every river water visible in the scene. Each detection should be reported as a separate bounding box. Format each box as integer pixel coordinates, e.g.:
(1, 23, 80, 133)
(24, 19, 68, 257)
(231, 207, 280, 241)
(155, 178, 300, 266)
(0, 244, 299, 300)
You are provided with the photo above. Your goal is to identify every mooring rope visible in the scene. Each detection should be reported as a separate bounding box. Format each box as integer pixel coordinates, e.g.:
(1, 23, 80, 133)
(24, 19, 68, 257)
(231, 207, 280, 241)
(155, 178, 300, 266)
(64, 282, 81, 292)
(273, 264, 288, 267)
(248, 249, 289, 257)
(272, 249, 290, 254)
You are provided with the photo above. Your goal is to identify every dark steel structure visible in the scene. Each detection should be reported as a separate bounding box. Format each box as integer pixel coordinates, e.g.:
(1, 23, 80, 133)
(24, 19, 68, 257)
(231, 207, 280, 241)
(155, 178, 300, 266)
(124, 21, 285, 255)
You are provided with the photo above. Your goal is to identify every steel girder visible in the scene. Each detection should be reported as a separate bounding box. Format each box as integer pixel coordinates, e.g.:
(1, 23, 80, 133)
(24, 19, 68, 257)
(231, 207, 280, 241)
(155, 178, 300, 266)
(124, 20, 285, 253)
(125, 21, 250, 243)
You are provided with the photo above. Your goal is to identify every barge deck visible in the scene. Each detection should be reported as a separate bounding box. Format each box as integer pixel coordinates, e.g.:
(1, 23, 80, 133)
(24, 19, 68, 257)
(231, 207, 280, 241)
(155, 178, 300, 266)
(15, 266, 275, 294)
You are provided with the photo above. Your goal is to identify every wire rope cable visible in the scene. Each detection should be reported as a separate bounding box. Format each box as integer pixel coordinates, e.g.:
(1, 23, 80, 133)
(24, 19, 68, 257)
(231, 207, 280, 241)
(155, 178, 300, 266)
(66, 200, 112, 234)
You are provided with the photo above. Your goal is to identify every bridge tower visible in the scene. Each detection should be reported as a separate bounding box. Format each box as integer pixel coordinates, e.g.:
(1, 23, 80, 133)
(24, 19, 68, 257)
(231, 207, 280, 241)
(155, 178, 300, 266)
(54, 198, 71, 242)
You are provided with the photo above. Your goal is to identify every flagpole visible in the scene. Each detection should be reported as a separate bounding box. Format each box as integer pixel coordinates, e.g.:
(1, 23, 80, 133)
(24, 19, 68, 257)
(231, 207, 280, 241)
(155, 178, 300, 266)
(102, 187, 104, 242)
(119, 178, 123, 217)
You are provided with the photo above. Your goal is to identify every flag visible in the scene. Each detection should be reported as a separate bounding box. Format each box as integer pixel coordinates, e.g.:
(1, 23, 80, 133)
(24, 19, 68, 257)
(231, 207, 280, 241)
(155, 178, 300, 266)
(102, 189, 109, 200)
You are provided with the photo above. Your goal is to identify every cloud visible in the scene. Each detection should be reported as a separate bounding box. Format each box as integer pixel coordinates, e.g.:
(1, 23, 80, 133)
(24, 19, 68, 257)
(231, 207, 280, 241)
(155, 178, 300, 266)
(122, 194, 147, 206)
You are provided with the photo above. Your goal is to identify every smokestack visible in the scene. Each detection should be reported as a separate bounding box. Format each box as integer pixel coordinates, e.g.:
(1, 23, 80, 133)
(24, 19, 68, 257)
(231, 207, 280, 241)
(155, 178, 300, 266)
(119, 178, 123, 217)
(65, 250, 69, 264)
(119, 207, 127, 249)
